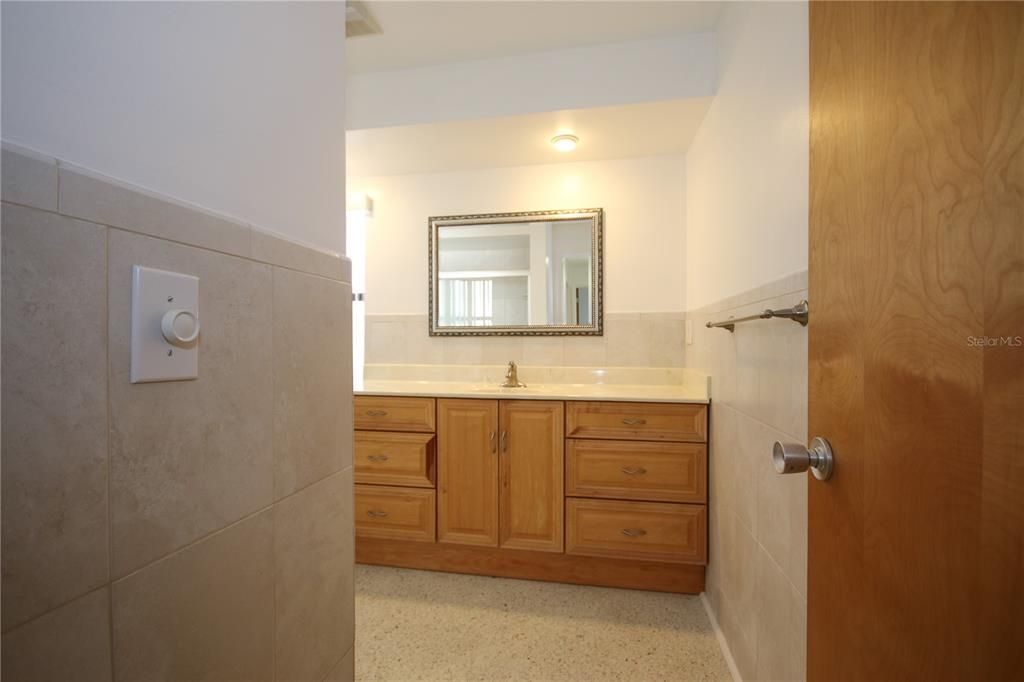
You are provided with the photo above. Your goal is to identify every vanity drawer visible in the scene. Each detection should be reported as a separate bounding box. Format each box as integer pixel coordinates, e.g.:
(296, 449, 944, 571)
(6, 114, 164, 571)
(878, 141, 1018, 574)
(355, 432, 435, 488)
(355, 396, 436, 433)
(566, 439, 707, 503)
(566, 498, 707, 564)
(355, 484, 436, 543)
(566, 401, 707, 443)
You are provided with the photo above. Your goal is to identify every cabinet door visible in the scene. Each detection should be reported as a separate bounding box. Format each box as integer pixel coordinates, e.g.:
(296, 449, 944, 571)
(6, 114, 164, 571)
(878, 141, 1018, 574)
(499, 400, 565, 552)
(437, 399, 499, 546)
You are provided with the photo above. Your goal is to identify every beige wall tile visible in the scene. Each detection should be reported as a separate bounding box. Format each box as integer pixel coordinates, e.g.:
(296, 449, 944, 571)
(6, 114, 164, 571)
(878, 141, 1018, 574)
(563, 336, 607, 367)
(688, 273, 810, 682)
(1, 588, 112, 682)
(604, 314, 652, 367)
(112, 511, 274, 682)
(59, 166, 251, 258)
(273, 269, 352, 499)
(1, 145, 58, 211)
(442, 337, 484, 365)
(732, 412, 762, 536)
(646, 314, 686, 367)
(107, 230, 274, 576)
(274, 468, 354, 682)
(522, 337, 565, 366)
(251, 228, 347, 282)
(720, 511, 760, 651)
(324, 646, 355, 682)
(756, 422, 809, 597)
(755, 550, 807, 682)
(479, 336, 524, 365)
(1, 204, 109, 629)
(717, 586, 757, 681)
(366, 319, 407, 364)
(754, 291, 809, 439)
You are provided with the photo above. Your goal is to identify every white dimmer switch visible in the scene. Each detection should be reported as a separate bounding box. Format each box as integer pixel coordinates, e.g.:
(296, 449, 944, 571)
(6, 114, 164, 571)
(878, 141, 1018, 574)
(130, 265, 200, 383)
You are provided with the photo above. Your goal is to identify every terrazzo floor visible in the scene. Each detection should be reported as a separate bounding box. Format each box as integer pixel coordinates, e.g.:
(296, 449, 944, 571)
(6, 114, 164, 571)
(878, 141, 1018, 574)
(355, 565, 732, 682)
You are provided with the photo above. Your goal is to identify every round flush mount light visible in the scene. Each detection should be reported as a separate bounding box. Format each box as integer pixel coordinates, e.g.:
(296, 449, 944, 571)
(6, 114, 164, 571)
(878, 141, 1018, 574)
(551, 134, 579, 152)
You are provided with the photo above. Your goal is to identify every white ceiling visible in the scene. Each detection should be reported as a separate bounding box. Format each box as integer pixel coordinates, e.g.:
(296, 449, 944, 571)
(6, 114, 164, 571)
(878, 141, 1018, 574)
(347, 97, 712, 177)
(346, 1, 724, 74)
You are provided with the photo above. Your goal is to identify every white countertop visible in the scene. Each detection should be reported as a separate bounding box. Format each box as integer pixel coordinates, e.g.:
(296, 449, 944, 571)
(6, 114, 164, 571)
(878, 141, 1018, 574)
(355, 365, 710, 404)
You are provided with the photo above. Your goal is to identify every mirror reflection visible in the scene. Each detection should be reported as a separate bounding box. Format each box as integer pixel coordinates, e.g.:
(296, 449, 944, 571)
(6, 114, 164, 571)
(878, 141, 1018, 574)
(430, 209, 603, 336)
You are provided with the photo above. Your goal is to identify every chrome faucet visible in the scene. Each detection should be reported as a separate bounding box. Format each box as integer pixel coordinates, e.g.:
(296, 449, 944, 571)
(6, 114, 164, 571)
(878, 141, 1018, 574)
(501, 361, 526, 388)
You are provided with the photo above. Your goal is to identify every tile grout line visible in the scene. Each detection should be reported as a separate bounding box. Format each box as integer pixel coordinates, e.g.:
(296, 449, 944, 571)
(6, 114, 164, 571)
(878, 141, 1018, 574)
(104, 220, 118, 682)
(0, 198, 352, 285)
(109, 467, 352, 587)
(270, 265, 277, 682)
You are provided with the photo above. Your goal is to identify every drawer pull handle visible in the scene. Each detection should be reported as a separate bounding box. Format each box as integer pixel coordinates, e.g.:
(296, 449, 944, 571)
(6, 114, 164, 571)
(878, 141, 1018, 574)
(622, 418, 647, 426)
(367, 454, 389, 463)
(366, 510, 389, 518)
(366, 409, 388, 417)
(621, 466, 647, 475)
(621, 528, 647, 538)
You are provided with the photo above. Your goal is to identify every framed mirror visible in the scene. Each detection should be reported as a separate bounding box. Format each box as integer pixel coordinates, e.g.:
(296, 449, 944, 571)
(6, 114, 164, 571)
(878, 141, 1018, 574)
(428, 208, 604, 336)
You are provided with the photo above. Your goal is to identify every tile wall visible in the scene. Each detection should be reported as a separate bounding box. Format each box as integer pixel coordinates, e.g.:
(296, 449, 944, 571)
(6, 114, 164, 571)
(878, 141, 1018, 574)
(364, 312, 686, 369)
(686, 271, 809, 681)
(1, 143, 355, 681)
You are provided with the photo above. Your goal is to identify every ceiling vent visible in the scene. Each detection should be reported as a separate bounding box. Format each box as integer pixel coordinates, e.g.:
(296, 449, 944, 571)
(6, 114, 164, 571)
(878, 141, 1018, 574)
(346, 1, 382, 38)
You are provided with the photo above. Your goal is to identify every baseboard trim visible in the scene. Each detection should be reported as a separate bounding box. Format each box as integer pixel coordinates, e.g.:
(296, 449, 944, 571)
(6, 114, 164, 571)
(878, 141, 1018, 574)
(357, 537, 705, 594)
(701, 592, 742, 682)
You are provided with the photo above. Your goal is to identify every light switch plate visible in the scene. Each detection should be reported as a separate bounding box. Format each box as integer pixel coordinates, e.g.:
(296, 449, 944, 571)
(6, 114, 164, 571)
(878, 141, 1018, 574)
(130, 265, 200, 383)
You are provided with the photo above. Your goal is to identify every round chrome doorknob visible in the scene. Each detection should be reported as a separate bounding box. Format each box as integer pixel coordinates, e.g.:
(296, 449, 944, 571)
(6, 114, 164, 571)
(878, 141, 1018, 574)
(772, 437, 834, 481)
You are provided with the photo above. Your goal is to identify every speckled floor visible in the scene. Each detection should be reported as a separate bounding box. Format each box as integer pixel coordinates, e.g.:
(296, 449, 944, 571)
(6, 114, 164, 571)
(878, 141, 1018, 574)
(355, 565, 731, 682)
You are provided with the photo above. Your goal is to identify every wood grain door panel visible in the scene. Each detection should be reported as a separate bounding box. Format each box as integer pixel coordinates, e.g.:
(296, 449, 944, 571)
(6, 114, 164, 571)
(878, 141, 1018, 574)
(809, 3, 1023, 679)
(437, 399, 500, 547)
(498, 400, 565, 553)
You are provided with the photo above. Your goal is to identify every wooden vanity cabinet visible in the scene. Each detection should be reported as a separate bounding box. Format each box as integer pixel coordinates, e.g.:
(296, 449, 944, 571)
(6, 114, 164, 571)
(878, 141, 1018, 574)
(437, 399, 564, 553)
(356, 395, 709, 594)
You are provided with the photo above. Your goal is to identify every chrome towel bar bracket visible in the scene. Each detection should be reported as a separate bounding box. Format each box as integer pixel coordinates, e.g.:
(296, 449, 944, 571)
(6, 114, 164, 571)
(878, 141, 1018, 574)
(706, 300, 809, 332)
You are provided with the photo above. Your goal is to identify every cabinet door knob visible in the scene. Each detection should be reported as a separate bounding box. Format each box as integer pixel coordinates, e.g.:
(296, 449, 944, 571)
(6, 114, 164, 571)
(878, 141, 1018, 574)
(489, 431, 497, 454)
(621, 466, 647, 475)
(367, 454, 389, 463)
(621, 528, 647, 538)
(500, 430, 508, 453)
(366, 510, 389, 518)
(621, 418, 647, 426)
(366, 409, 388, 417)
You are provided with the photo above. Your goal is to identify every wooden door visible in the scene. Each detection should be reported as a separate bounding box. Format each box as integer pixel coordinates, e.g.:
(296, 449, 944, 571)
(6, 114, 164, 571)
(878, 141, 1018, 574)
(809, 3, 1023, 680)
(437, 399, 499, 546)
(499, 400, 564, 552)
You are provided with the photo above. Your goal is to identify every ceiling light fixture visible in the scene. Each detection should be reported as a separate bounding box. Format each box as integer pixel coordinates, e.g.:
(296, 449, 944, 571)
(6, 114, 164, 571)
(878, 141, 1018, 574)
(551, 134, 579, 152)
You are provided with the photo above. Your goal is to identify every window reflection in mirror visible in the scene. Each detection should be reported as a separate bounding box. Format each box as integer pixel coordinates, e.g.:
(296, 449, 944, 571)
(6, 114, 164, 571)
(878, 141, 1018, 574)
(436, 219, 593, 328)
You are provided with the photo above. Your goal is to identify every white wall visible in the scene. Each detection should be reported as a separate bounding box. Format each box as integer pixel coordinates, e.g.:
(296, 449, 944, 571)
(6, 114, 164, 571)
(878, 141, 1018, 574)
(1, 1, 347, 253)
(685, 1, 809, 310)
(349, 154, 687, 316)
(347, 34, 716, 131)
